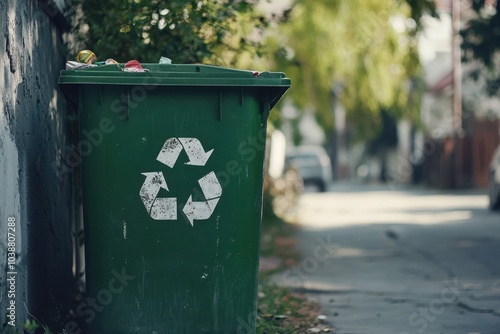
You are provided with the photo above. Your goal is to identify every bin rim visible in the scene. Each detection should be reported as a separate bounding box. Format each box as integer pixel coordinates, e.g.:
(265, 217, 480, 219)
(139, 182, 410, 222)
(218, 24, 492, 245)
(58, 63, 291, 87)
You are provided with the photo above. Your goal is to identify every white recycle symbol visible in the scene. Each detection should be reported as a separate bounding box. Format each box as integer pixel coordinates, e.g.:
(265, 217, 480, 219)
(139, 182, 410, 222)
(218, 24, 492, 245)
(139, 137, 222, 226)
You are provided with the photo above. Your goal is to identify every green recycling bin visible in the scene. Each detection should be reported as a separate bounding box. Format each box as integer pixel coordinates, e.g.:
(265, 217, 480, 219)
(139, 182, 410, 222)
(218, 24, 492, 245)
(59, 64, 290, 333)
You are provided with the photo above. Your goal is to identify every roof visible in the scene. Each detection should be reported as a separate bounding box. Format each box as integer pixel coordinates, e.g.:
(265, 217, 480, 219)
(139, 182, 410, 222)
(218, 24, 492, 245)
(428, 70, 453, 93)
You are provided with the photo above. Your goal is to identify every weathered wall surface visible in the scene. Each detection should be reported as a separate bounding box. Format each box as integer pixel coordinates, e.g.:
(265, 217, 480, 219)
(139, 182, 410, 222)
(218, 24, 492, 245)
(0, 0, 74, 331)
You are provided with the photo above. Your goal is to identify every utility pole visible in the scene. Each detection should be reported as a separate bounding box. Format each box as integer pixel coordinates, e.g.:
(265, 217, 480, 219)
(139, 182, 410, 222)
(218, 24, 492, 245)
(452, 0, 463, 187)
(332, 83, 349, 179)
(452, 0, 462, 132)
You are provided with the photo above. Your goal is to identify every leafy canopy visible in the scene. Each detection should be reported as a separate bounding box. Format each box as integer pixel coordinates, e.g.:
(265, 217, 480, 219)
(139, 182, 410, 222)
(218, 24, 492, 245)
(266, 0, 436, 139)
(461, 0, 500, 95)
(75, 0, 438, 140)
(76, 0, 268, 65)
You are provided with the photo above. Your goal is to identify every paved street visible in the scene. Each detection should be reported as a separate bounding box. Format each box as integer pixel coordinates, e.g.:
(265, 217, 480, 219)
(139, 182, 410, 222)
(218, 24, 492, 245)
(276, 183, 500, 334)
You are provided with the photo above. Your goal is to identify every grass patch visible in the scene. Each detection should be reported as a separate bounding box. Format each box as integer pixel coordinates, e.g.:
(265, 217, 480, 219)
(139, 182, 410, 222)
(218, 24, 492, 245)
(256, 280, 323, 334)
(258, 215, 332, 333)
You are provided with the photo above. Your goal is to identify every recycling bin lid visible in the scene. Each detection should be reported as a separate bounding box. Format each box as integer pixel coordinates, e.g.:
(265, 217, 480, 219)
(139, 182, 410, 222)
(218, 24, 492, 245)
(59, 63, 290, 87)
(59, 63, 290, 109)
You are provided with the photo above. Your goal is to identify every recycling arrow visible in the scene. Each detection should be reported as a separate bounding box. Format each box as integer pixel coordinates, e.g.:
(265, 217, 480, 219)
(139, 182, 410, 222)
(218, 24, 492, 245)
(198, 171, 222, 199)
(183, 197, 220, 226)
(157, 137, 214, 168)
(182, 171, 222, 226)
(139, 172, 177, 220)
(140, 137, 222, 225)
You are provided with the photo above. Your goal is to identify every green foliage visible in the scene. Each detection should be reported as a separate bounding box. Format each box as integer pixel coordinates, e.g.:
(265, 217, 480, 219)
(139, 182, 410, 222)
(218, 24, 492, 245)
(5, 319, 51, 334)
(266, 0, 436, 140)
(75, 0, 269, 65)
(22, 319, 39, 333)
(74, 0, 438, 139)
(461, 0, 500, 95)
(403, 0, 438, 33)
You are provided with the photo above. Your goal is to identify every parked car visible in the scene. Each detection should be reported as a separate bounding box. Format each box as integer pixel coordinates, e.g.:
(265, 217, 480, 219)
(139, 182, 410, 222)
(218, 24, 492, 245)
(489, 145, 500, 211)
(286, 146, 332, 192)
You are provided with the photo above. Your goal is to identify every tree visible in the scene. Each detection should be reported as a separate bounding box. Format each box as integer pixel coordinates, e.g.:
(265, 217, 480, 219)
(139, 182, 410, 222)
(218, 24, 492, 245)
(264, 0, 436, 139)
(461, 0, 500, 95)
(74, 0, 439, 140)
(74, 0, 269, 65)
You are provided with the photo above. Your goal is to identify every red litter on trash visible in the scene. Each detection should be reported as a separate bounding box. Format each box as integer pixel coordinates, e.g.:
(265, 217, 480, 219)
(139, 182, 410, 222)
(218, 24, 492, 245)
(123, 60, 149, 72)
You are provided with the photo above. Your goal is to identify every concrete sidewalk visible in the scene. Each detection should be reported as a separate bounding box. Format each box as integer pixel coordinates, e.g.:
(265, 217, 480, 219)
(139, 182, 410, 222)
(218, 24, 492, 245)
(274, 184, 500, 333)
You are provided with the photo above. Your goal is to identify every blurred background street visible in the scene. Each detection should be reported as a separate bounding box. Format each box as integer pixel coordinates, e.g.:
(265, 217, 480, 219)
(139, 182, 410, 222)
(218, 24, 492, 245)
(275, 182, 500, 333)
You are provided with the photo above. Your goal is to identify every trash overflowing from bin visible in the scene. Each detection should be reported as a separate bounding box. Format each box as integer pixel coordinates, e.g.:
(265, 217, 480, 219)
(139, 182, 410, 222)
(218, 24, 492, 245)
(77, 49, 97, 64)
(123, 59, 149, 72)
(159, 56, 172, 64)
(66, 50, 172, 72)
(105, 58, 119, 65)
(65, 61, 95, 70)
